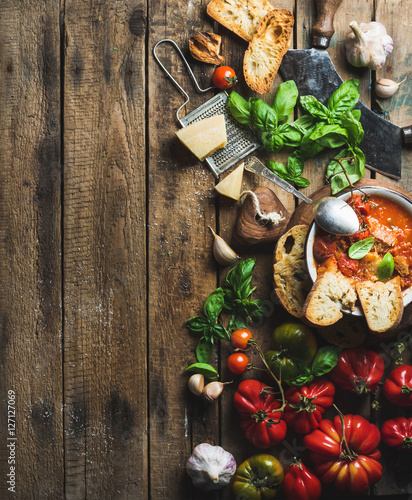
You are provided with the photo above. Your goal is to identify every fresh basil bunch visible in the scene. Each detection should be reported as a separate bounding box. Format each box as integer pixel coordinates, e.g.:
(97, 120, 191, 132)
(226, 78, 366, 194)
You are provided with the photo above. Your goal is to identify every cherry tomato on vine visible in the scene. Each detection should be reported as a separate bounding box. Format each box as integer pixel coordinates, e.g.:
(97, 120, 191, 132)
(231, 328, 253, 350)
(227, 352, 249, 374)
(212, 66, 238, 89)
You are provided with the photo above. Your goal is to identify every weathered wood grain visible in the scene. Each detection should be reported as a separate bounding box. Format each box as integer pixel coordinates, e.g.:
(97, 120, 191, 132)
(0, 1, 63, 499)
(63, 1, 148, 498)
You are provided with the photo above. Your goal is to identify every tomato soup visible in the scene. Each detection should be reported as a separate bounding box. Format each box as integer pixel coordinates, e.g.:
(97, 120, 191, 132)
(313, 194, 412, 288)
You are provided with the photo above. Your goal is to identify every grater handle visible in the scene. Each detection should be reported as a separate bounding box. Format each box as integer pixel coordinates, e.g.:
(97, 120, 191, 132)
(153, 39, 214, 124)
(244, 157, 313, 204)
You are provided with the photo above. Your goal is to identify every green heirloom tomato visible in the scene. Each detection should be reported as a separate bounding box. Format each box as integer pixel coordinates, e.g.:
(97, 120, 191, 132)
(233, 454, 284, 500)
(265, 322, 317, 382)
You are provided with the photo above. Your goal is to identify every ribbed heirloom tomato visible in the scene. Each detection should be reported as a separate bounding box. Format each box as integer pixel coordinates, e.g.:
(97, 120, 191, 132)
(381, 417, 412, 451)
(383, 364, 412, 407)
(303, 414, 382, 494)
(284, 378, 335, 434)
(329, 347, 384, 394)
(233, 379, 287, 448)
(283, 458, 322, 500)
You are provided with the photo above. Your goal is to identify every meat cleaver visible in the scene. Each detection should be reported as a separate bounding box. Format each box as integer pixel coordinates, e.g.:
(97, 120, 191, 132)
(280, 0, 412, 179)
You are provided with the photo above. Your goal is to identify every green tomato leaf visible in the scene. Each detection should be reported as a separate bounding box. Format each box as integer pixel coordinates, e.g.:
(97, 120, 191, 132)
(348, 238, 375, 259)
(204, 287, 225, 320)
(250, 98, 278, 131)
(377, 252, 395, 281)
(327, 79, 360, 117)
(184, 315, 208, 334)
(273, 80, 299, 123)
(311, 346, 341, 377)
(226, 91, 252, 125)
(196, 337, 214, 363)
(185, 362, 219, 380)
(300, 95, 330, 121)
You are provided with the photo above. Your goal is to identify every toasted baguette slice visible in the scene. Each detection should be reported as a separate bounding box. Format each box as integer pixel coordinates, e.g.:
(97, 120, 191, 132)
(303, 271, 357, 327)
(243, 9, 294, 94)
(356, 277, 403, 333)
(273, 225, 311, 318)
(206, 0, 274, 42)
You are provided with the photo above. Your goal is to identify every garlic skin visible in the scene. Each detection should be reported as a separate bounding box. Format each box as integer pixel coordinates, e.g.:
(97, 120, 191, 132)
(345, 21, 393, 70)
(188, 373, 204, 396)
(208, 226, 239, 266)
(186, 443, 236, 490)
(375, 77, 406, 98)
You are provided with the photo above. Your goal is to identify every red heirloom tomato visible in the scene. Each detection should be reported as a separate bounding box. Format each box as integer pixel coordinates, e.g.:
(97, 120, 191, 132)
(231, 328, 253, 350)
(227, 352, 249, 375)
(381, 417, 412, 451)
(303, 414, 382, 495)
(233, 379, 287, 449)
(329, 348, 384, 394)
(283, 458, 322, 500)
(284, 378, 335, 434)
(383, 365, 412, 407)
(212, 66, 238, 89)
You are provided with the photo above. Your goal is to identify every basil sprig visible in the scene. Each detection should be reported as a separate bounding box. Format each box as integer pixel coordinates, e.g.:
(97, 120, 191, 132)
(348, 237, 375, 259)
(377, 252, 395, 281)
(287, 346, 341, 387)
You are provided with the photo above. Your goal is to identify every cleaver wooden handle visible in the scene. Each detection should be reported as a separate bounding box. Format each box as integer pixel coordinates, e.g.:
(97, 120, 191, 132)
(312, 0, 343, 49)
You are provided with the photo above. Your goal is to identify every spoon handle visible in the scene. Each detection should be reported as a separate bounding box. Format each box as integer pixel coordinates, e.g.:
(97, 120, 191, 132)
(244, 157, 313, 204)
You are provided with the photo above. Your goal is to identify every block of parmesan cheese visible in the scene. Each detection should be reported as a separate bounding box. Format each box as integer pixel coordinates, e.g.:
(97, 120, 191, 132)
(215, 163, 244, 200)
(176, 114, 227, 161)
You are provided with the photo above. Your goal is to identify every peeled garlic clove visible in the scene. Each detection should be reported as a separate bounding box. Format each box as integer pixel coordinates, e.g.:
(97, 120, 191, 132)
(375, 77, 406, 98)
(208, 226, 239, 266)
(188, 373, 205, 396)
(202, 381, 225, 403)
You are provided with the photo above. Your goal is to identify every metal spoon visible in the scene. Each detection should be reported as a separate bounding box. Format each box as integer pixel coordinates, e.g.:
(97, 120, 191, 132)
(243, 156, 359, 236)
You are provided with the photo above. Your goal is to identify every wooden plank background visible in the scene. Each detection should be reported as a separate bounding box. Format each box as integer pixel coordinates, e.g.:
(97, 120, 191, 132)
(0, 0, 411, 499)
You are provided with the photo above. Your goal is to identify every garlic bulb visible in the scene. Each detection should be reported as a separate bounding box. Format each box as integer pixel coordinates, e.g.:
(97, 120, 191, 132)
(186, 443, 236, 490)
(208, 226, 239, 266)
(375, 77, 407, 98)
(345, 21, 393, 70)
(188, 373, 204, 396)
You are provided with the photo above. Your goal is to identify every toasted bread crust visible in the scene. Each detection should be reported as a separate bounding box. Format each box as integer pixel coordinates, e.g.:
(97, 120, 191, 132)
(243, 9, 294, 93)
(206, 0, 274, 42)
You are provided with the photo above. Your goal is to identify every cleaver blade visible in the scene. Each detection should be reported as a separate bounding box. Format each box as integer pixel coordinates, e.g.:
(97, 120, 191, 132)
(280, 49, 403, 179)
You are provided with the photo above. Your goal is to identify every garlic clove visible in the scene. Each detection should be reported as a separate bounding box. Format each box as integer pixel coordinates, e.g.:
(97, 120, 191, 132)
(202, 381, 224, 403)
(188, 373, 205, 396)
(375, 77, 407, 99)
(208, 226, 239, 266)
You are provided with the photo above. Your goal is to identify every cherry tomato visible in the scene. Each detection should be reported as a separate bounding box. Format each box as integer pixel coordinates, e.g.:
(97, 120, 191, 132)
(212, 66, 238, 89)
(231, 328, 253, 350)
(337, 254, 360, 277)
(227, 352, 249, 374)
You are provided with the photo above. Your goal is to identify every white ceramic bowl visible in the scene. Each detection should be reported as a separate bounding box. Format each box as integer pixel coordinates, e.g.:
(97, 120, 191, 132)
(305, 185, 412, 317)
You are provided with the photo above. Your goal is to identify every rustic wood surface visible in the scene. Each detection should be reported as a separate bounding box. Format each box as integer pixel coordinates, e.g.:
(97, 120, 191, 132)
(0, 0, 411, 499)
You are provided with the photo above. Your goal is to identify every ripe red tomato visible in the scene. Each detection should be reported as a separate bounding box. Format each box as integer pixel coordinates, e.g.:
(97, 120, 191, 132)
(352, 194, 370, 216)
(383, 365, 412, 407)
(233, 379, 287, 448)
(313, 237, 336, 262)
(337, 254, 359, 277)
(230, 328, 252, 350)
(212, 66, 238, 89)
(283, 458, 322, 500)
(303, 414, 382, 495)
(329, 348, 384, 394)
(284, 378, 335, 434)
(381, 417, 412, 451)
(227, 352, 249, 375)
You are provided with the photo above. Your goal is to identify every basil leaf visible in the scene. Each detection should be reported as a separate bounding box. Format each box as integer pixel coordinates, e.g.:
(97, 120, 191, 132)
(251, 98, 278, 131)
(185, 362, 219, 380)
(266, 160, 291, 180)
(226, 91, 252, 125)
(339, 111, 364, 146)
(277, 123, 303, 147)
(196, 337, 213, 363)
(300, 95, 330, 121)
(352, 109, 361, 121)
(225, 258, 256, 296)
(310, 123, 348, 148)
(348, 238, 375, 259)
(292, 114, 317, 134)
(299, 131, 325, 160)
(204, 287, 225, 320)
(327, 79, 360, 117)
(273, 80, 299, 123)
(261, 131, 284, 152)
(184, 316, 208, 333)
(288, 152, 304, 178)
(377, 252, 395, 281)
(311, 346, 341, 377)
(327, 147, 365, 194)
(294, 176, 310, 188)
(212, 323, 230, 341)
(285, 365, 313, 387)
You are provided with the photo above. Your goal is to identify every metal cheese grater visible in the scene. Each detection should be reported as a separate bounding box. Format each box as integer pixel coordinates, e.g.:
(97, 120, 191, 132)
(153, 39, 260, 177)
